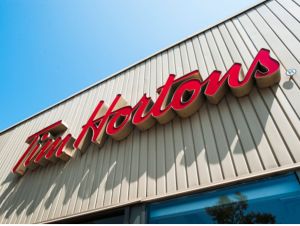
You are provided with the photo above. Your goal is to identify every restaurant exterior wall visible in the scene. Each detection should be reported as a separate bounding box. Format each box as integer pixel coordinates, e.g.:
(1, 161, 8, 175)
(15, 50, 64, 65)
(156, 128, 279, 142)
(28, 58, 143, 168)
(0, 0, 299, 223)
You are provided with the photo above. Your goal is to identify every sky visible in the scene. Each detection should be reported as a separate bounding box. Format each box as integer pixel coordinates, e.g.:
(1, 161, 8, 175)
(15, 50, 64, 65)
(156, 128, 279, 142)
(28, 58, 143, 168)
(0, 0, 259, 132)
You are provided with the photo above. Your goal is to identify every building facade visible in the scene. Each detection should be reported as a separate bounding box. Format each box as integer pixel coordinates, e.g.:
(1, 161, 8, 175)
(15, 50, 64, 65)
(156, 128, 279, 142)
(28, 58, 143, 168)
(0, 0, 299, 223)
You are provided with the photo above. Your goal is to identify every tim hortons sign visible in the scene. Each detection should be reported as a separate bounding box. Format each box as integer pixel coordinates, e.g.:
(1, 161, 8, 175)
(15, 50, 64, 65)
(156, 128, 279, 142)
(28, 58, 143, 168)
(12, 48, 281, 175)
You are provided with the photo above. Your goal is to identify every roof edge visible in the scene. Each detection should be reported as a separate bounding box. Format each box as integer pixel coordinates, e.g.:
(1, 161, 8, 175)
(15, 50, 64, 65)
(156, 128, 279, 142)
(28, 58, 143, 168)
(0, 0, 267, 135)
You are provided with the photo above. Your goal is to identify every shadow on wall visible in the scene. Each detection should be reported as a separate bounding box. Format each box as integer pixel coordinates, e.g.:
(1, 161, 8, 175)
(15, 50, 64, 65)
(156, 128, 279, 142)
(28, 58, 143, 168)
(0, 82, 294, 222)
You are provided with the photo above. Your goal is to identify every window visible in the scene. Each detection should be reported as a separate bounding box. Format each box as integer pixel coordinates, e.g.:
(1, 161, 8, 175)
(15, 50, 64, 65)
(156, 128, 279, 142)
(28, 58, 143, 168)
(148, 173, 300, 224)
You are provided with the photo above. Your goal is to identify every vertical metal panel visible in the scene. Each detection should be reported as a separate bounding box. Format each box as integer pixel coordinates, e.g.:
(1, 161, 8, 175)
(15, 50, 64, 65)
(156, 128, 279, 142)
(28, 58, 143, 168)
(0, 0, 299, 223)
(170, 47, 189, 190)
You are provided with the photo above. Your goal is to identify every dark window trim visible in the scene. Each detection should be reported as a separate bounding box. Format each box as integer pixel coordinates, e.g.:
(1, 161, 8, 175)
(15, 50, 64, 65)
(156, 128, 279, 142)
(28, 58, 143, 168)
(51, 206, 127, 224)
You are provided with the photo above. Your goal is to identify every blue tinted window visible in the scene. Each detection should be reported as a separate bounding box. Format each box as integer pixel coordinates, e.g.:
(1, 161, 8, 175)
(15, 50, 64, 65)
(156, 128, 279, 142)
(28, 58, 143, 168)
(148, 173, 300, 224)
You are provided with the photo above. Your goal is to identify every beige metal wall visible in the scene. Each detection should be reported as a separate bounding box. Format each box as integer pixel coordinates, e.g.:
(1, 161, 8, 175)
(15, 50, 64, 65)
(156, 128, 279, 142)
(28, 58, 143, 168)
(0, 0, 299, 223)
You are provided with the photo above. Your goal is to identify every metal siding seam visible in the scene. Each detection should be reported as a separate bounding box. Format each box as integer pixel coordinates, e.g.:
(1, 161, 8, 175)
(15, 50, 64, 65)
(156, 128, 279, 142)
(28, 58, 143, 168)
(35, 99, 74, 222)
(210, 27, 250, 176)
(164, 121, 177, 193)
(81, 81, 117, 211)
(122, 67, 138, 200)
(86, 116, 106, 210)
(233, 15, 300, 137)
(111, 141, 125, 204)
(108, 74, 128, 205)
(236, 14, 300, 139)
(94, 131, 113, 209)
(80, 144, 98, 211)
(137, 62, 148, 199)
(155, 54, 167, 196)
(179, 42, 201, 188)
(8, 111, 54, 224)
(0, 120, 35, 179)
(190, 36, 214, 183)
(171, 47, 189, 190)
(39, 100, 78, 221)
(203, 34, 235, 179)
(119, 132, 134, 202)
(103, 138, 119, 206)
(30, 101, 73, 222)
(0, 134, 6, 150)
(21, 107, 63, 223)
(25, 105, 69, 223)
(136, 60, 150, 200)
(217, 23, 271, 170)
(166, 48, 181, 191)
(147, 123, 157, 197)
(30, 100, 75, 223)
(239, 11, 300, 162)
(111, 73, 128, 204)
(0, 130, 18, 177)
(57, 92, 91, 217)
(251, 88, 294, 164)
(138, 129, 148, 198)
(204, 30, 238, 179)
(83, 84, 106, 209)
(189, 38, 214, 184)
(119, 71, 134, 203)
(185, 40, 198, 71)
(88, 82, 114, 209)
(247, 10, 300, 111)
(234, 39, 300, 164)
(230, 16, 296, 164)
(292, 0, 300, 6)
(146, 58, 157, 197)
(118, 68, 135, 203)
(257, 88, 298, 161)
(197, 34, 227, 182)
(2, 114, 46, 224)
(222, 22, 279, 169)
(267, 1, 300, 88)
(183, 41, 204, 185)
(175, 44, 195, 187)
(47, 95, 86, 219)
(0, 124, 31, 223)
(37, 95, 84, 222)
(128, 66, 141, 200)
(276, 0, 300, 22)
(209, 25, 264, 173)
(129, 129, 140, 199)
(267, 1, 300, 40)
(73, 88, 104, 213)
(257, 3, 300, 87)
(111, 84, 129, 203)
(258, 4, 300, 61)
(0, 132, 13, 155)
(223, 20, 284, 167)
(92, 80, 118, 208)
(80, 85, 110, 212)
(163, 51, 178, 193)
(99, 76, 123, 207)
(93, 78, 118, 209)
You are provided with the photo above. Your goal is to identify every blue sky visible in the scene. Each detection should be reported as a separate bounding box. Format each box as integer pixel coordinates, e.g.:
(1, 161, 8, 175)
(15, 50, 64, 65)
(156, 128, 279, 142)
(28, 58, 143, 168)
(0, 0, 258, 131)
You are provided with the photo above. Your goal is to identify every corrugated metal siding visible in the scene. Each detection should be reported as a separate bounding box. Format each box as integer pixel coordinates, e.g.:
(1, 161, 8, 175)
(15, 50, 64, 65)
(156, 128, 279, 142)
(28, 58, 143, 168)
(0, 0, 299, 223)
